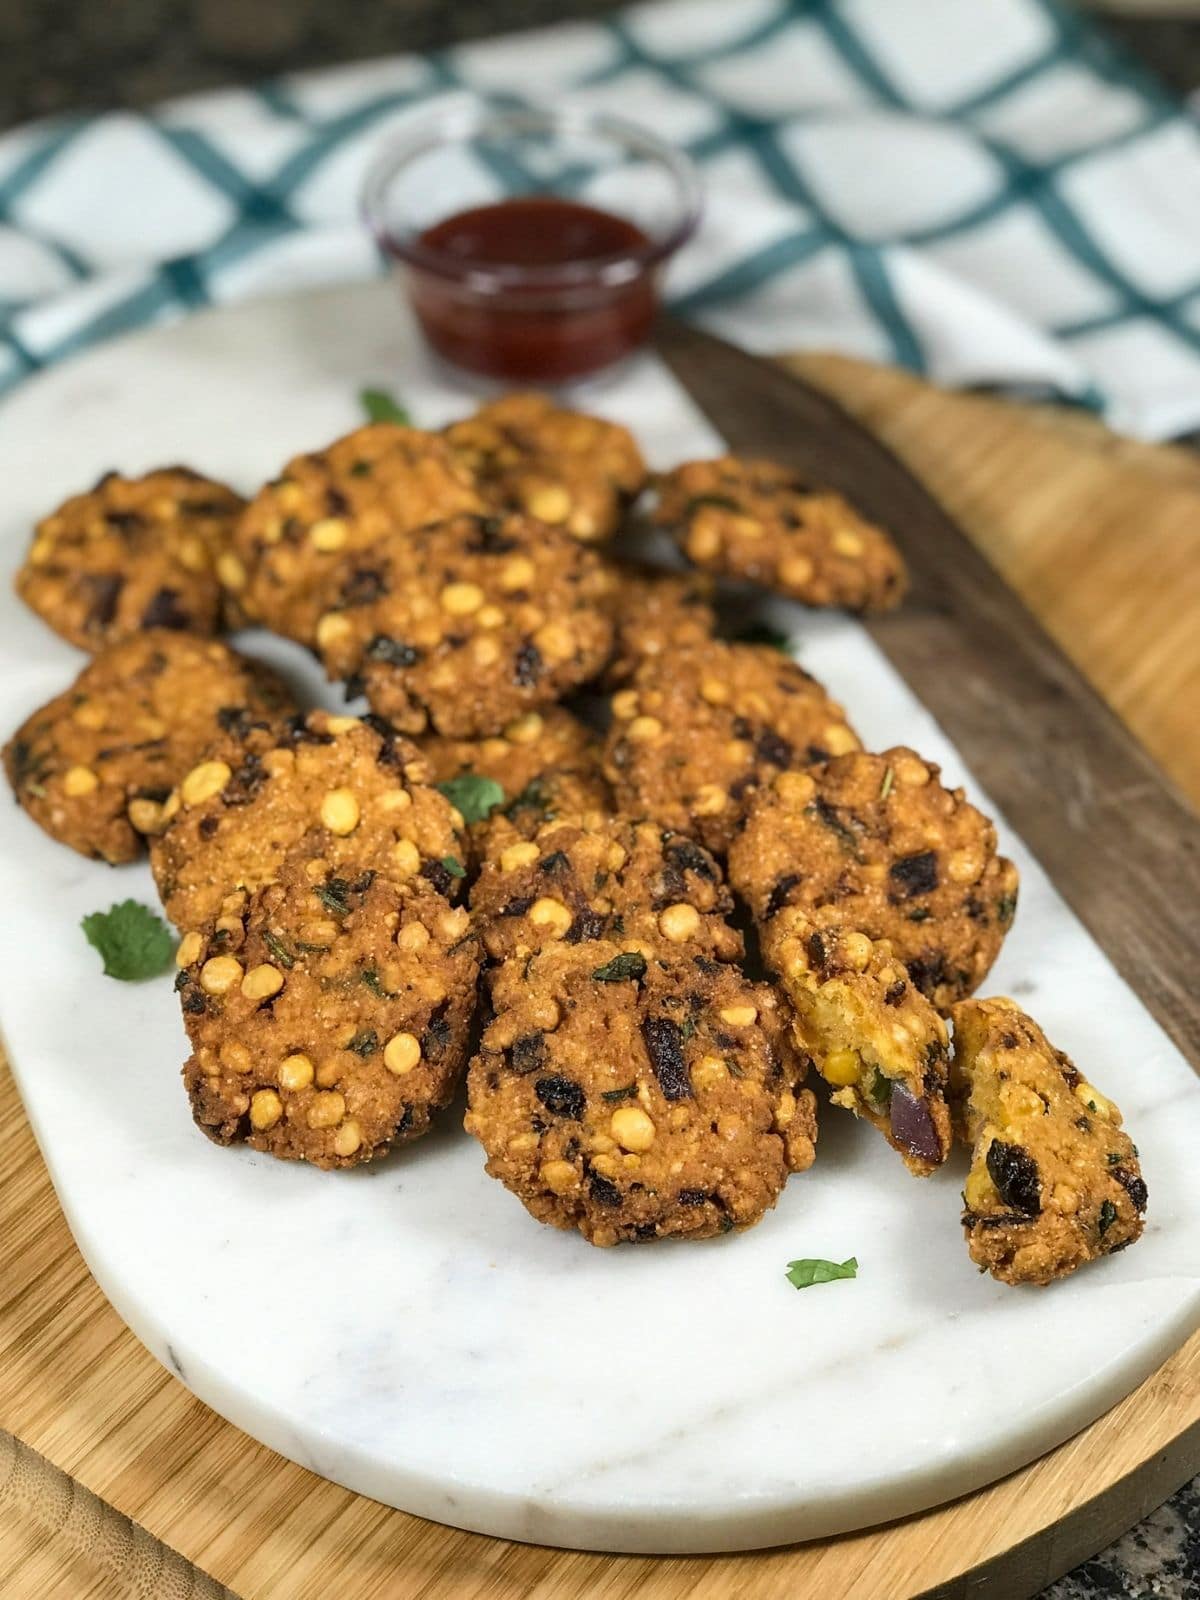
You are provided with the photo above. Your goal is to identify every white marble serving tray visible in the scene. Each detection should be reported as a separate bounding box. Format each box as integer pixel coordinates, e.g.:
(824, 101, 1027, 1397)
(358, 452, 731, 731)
(0, 283, 1197, 1555)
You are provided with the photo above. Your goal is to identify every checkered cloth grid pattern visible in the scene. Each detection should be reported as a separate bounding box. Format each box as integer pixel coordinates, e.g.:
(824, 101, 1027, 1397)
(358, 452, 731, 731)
(1, 0, 1199, 437)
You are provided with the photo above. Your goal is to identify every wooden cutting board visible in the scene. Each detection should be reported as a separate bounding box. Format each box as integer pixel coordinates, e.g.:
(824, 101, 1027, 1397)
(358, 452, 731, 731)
(2, 324, 1199, 1600)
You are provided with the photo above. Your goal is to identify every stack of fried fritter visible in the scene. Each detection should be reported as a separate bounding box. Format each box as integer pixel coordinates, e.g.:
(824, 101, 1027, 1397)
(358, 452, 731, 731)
(4, 394, 1145, 1283)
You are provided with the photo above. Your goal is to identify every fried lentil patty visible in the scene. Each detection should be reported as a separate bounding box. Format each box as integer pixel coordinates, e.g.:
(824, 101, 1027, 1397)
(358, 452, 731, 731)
(3, 630, 293, 863)
(762, 905, 952, 1176)
(951, 997, 1146, 1284)
(654, 456, 906, 614)
(728, 753, 1018, 1013)
(180, 856, 479, 1167)
(444, 393, 646, 544)
(150, 710, 468, 932)
(604, 640, 860, 856)
(601, 562, 717, 688)
(314, 511, 615, 738)
(231, 423, 484, 644)
(16, 467, 245, 650)
(466, 940, 816, 1244)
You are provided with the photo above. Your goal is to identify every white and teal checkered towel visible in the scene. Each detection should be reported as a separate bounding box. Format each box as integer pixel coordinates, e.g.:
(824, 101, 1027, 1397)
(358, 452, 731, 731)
(2, 0, 1199, 437)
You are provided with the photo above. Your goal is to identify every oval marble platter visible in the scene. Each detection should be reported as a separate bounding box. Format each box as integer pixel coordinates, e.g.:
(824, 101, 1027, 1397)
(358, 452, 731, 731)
(0, 282, 1197, 1556)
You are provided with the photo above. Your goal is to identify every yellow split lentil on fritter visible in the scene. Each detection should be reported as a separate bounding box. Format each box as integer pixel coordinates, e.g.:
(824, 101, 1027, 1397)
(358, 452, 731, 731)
(179, 856, 480, 1167)
(16, 467, 245, 651)
(314, 512, 616, 738)
(728, 753, 1018, 1013)
(603, 640, 861, 856)
(150, 710, 468, 933)
(601, 563, 717, 687)
(3, 631, 293, 864)
(465, 941, 816, 1244)
(470, 814, 743, 965)
(951, 998, 1146, 1285)
(230, 423, 483, 644)
(762, 905, 951, 1175)
(654, 456, 906, 614)
(444, 393, 646, 544)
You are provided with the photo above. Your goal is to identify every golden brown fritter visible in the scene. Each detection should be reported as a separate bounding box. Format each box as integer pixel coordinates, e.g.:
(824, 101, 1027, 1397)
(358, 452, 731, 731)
(654, 456, 906, 613)
(230, 423, 483, 644)
(3, 631, 293, 864)
(469, 815, 743, 965)
(150, 710, 468, 933)
(444, 393, 646, 544)
(179, 856, 479, 1168)
(603, 640, 860, 856)
(728, 753, 1018, 1013)
(465, 941, 816, 1244)
(314, 512, 616, 738)
(951, 998, 1146, 1285)
(601, 563, 717, 687)
(16, 467, 245, 650)
(762, 905, 952, 1176)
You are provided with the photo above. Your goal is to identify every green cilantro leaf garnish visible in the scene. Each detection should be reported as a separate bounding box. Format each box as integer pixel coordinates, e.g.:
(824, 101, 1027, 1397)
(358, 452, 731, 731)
(441, 855, 467, 879)
(81, 899, 175, 981)
(360, 386, 411, 425)
(1098, 1200, 1117, 1236)
(786, 1256, 859, 1291)
(601, 1083, 639, 1102)
(592, 952, 647, 982)
(436, 773, 505, 825)
(734, 622, 792, 652)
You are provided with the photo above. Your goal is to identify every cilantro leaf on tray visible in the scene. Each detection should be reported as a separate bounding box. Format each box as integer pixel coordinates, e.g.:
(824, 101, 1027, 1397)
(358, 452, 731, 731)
(360, 386, 412, 425)
(81, 899, 175, 981)
(436, 773, 505, 825)
(786, 1256, 859, 1291)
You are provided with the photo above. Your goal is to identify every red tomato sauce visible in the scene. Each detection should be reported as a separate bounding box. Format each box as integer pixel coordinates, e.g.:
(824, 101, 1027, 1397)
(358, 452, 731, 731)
(399, 197, 659, 383)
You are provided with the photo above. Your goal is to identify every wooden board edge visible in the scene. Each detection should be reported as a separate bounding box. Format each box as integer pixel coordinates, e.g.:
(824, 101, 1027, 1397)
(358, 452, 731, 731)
(926, 1406, 1200, 1599)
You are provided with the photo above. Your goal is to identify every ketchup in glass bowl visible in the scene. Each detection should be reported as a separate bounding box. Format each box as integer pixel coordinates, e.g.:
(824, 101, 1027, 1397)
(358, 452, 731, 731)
(361, 103, 703, 384)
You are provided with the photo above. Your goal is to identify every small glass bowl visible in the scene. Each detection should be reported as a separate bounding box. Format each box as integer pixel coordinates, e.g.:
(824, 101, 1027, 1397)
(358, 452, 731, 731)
(361, 100, 703, 385)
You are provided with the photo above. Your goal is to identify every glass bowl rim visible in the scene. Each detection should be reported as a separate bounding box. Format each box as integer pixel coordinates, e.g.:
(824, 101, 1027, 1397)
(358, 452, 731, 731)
(360, 98, 704, 294)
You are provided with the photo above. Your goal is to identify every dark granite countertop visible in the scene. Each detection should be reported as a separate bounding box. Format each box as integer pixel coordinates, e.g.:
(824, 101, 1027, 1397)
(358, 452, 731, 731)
(0, 3, 1196, 1595)
(3, 1, 1197, 122)
(1046, 1477, 1200, 1600)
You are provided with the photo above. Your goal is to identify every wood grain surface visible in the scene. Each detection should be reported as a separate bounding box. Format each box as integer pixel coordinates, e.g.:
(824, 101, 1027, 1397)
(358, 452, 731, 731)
(2, 333, 1199, 1599)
